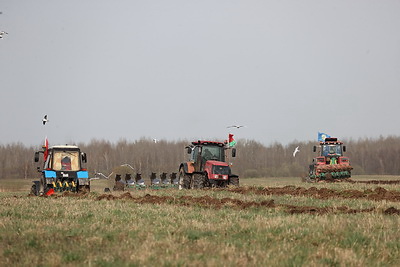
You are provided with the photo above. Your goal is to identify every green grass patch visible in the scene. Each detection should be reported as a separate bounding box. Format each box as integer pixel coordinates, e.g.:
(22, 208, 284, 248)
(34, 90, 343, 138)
(0, 176, 399, 266)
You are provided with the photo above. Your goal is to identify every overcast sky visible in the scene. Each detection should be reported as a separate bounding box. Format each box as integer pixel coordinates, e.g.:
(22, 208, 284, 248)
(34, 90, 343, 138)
(1, 0, 399, 147)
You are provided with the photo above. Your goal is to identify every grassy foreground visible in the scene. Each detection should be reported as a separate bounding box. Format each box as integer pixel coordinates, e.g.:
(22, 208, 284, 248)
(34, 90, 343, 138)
(0, 176, 399, 266)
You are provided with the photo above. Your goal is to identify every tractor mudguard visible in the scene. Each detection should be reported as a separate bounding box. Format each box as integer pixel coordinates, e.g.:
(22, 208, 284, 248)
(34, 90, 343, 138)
(181, 162, 195, 174)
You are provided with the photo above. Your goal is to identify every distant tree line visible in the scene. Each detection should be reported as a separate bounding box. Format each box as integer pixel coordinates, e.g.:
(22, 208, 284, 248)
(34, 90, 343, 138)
(1, 136, 400, 179)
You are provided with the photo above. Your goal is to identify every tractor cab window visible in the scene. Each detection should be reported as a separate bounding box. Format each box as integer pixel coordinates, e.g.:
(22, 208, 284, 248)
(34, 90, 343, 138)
(322, 145, 342, 157)
(52, 151, 80, 171)
(201, 146, 223, 161)
(190, 147, 199, 161)
(44, 152, 52, 169)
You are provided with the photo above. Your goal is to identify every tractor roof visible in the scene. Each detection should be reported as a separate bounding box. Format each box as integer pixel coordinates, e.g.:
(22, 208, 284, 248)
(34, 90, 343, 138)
(192, 140, 226, 147)
(50, 145, 80, 150)
(320, 137, 343, 145)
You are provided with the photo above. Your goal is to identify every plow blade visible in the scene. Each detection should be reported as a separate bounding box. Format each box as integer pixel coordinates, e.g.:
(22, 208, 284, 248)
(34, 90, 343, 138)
(309, 164, 353, 181)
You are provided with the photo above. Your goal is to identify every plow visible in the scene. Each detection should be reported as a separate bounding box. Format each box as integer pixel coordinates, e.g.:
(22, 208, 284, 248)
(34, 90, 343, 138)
(112, 172, 179, 191)
(309, 164, 353, 180)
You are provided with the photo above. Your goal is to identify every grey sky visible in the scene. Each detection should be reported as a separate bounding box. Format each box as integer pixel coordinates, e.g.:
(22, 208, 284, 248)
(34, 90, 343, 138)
(1, 0, 399, 147)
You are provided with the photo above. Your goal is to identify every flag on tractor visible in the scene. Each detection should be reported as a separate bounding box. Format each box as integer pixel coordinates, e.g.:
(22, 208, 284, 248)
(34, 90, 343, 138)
(43, 137, 49, 161)
(318, 132, 331, 142)
(228, 134, 236, 147)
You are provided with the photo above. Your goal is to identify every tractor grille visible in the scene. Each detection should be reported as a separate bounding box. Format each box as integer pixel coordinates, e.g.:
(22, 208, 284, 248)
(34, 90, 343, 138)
(212, 165, 230, 175)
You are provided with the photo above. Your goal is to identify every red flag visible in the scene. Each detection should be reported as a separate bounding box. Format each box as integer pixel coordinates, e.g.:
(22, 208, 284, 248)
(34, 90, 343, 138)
(43, 137, 49, 161)
(228, 134, 236, 147)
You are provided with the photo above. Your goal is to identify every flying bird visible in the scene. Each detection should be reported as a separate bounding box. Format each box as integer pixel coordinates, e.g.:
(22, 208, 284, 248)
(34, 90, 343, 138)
(0, 31, 8, 39)
(293, 146, 300, 157)
(227, 125, 246, 129)
(42, 115, 49, 125)
(153, 138, 158, 143)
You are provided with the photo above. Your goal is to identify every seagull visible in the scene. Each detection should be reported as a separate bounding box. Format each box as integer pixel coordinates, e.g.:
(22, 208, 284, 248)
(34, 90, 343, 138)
(153, 138, 158, 143)
(0, 31, 8, 39)
(42, 115, 49, 125)
(293, 146, 300, 157)
(227, 125, 246, 129)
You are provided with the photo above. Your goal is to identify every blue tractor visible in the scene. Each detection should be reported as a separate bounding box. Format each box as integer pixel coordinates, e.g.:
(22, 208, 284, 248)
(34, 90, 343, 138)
(32, 145, 89, 195)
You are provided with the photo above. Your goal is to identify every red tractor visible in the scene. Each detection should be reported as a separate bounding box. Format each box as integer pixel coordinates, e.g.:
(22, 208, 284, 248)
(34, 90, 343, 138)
(308, 137, 353, 182)
(178, 140, 239, 189)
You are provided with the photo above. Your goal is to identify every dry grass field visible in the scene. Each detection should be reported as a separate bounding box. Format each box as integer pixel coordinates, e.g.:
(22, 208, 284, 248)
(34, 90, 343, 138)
(0, 176, 399, 266)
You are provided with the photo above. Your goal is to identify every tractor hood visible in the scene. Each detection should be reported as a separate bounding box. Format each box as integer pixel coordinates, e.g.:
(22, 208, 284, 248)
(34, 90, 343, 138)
(205, 160, 229, 167)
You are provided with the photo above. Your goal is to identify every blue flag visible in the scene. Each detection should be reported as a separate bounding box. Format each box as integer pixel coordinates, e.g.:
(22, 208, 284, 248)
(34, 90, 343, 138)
(318, 132, 331, 142)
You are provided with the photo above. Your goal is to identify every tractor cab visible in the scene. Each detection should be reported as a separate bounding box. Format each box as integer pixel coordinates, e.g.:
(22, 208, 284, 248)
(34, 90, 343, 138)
(313, 138, 347, 165)
(321, 143, 343, 157)
(188, 141, 226, 165)
(41, 146, 84, 171)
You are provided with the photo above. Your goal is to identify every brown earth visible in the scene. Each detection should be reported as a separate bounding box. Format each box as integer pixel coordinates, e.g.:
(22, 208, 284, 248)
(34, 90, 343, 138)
(224, 185, 400, 202)
(94, 192, 399, 215)
(26, 187, 400, 215)
(345, 179, 400, 185)
(97, 192, 276, 210)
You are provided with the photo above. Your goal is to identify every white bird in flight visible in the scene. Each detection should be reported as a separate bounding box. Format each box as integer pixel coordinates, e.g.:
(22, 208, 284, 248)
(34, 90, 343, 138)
(293, 146, 300, 157)
(227, 125, 246, 129)
(0, 31, 8, 39)
(153, 138, 158, 143)
(42, 115, 49, 125)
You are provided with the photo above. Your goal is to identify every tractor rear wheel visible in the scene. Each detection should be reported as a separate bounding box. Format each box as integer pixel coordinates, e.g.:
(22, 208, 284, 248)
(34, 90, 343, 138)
(78, 185, 90, 193)
(179, 168, 191, 189)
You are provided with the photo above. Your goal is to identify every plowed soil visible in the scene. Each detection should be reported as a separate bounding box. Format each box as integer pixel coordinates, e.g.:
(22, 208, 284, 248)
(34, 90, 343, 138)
(29, 185, 400, 216)
(224, 185, 400, 202)
(346, 179, 400, 185)
(91, 192, 398, 215)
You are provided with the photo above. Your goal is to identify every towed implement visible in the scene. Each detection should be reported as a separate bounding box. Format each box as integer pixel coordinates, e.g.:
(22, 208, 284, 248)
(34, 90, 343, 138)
(112, 172, 179, 191)
(308, 137, 352, 182)
(31, 144, 89, 195)
(179, 140, 239, 189)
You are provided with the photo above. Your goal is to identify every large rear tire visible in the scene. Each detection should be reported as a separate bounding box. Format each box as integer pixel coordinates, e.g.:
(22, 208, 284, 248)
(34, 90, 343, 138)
(179, 168, 191, 189)
(78, 185, 90, 193)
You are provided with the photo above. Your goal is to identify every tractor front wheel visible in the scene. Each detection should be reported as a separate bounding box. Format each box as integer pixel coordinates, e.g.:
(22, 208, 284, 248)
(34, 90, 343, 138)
(229, 176, 239, 187)
(31, 184, 38, 196)
(193, 173, 207, 189)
